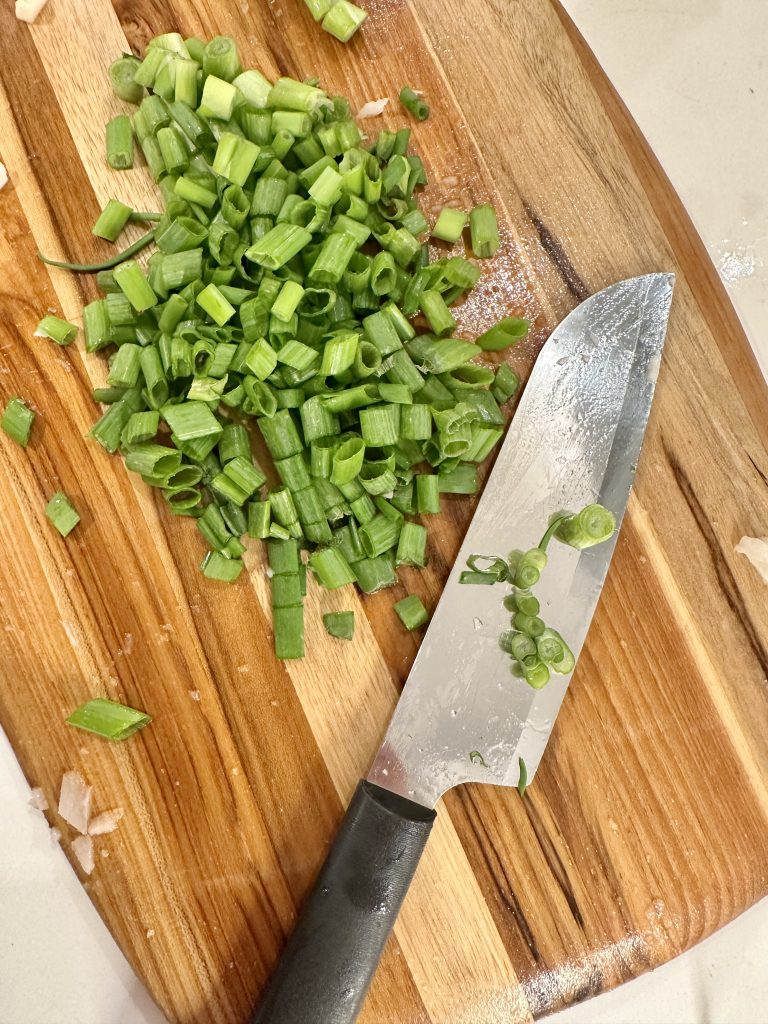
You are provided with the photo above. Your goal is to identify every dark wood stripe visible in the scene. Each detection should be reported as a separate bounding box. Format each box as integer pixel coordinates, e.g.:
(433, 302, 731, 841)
(664, 440, 768, 679)
(522, 200, 590, 302)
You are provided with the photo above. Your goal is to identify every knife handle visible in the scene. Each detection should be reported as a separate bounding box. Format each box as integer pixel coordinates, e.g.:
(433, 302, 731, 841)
(251, 780, 436, 1024)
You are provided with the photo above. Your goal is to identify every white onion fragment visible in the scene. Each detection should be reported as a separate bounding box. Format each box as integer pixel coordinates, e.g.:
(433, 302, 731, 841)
(71, 835, 95, 875)
(88, 807, 124, 836)
(357, 98, 389, 119)
(58, 770, 92, 835)
(735, 536, 768, 583)
(29, 787, 49, 811)
(15, 0, 49, 23)
(0, 163, 7, 190)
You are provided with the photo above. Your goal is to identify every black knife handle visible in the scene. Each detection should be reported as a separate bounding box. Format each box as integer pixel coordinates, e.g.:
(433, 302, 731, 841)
(252, 780, 436, 1024)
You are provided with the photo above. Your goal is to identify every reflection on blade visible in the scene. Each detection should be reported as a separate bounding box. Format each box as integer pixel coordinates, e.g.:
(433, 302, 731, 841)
(368, 274, 675, 808)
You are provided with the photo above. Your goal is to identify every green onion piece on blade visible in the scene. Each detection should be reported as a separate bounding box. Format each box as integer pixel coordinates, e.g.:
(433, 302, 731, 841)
(2, 397, 35, 447)
(323, 610, 355, 640)
(394, 594, 429, 630)
(45, 492, 80, 537)
(67, 697, 151, 741)
(554, 504, 616, 550)
(517, 757, 528, 797)
(35, 315, 78, 346)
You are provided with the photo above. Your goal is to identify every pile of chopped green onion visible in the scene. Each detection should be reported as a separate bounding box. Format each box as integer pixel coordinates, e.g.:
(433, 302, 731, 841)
(461, 504, 616, 689)
(37, 31, 529, 661)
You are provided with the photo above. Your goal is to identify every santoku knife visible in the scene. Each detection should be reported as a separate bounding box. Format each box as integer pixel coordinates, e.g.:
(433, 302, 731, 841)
(253, 272, 675, 1024)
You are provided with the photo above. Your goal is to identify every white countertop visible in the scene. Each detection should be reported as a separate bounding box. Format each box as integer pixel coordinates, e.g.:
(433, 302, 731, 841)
(2, 2, 767, 1021)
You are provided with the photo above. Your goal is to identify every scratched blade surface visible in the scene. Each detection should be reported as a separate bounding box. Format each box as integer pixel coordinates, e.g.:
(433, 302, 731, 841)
(369, 274, 675, 808)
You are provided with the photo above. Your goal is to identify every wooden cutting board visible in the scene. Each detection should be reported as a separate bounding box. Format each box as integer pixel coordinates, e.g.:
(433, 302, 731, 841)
(1, 1, 767, 1021)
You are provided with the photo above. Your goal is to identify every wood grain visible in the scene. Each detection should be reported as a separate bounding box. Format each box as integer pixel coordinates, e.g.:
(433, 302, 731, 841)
(1, 1, 767, 1022)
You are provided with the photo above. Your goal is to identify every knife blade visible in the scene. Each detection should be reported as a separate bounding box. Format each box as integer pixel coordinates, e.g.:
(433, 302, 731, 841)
(369, 271, 675, 806)
(253, 273, 675, 1024)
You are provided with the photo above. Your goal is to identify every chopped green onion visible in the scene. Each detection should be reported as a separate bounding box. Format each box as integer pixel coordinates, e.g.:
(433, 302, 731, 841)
(35, 315, 78, 346)
(438, 463, 478, 494)
(304, 0, 336, 20)
(469, 203, 500, 259)
(476, 317, 529, 352)
(247, 499, 271, 538)
(554, 504, 616, 550)
(45, 492, 80, 537)
(354, 555, 396, 593)
(309, 547, 356, 589)
(420, 289, 456, 337)
(121, 411, 160, 446)
(2, 397, 35, 447)
(323, 610, 355, 640)
(398, 87, 429, 123)
(394, 594, 428, 630)
(201, 549, 244, 582)
(267, 537, 300, 575)
(105, 115, 134, 170)
(272, 572, 303, 608)
(273, 605, 304, 659)
(212, 132, 260, 186)
(491, 363, 520, 404)
(109, 56, 144, 103)
(199, 74, 238, 120)
(161, 401, 222, 441)
(517, 757, 528, 797)
(359, 513, 400, 558)
(396, 521, 427, 567)
(197, 282, 236, 325)
(432, 207, 467, 243)
(246, 223, 312, 270)
(321, 0, 368, 42)
(203, 35, 241, 81)
(107, 343, 142, 388)
(407, 335, 481, 373)
(233, 69, 272, 108)
(113, 259, 157, 312)
(359, 404, 399, 446)
(415, 473, 440, 514)
(93, 199, 134, 245)
(66, 698, 151, 741)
